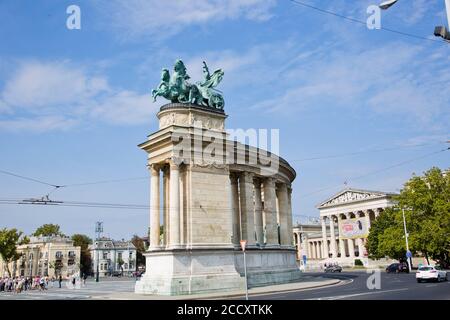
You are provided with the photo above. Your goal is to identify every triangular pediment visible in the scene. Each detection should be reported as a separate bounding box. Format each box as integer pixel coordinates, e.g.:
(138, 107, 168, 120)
(317, 188, 394, 208)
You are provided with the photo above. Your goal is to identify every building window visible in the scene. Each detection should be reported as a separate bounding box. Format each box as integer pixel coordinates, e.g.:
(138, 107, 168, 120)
(103, 252, 108, 260)
(68, 251, 75, 258)
(55, 251, 63, 259)
(118, 252, 123, 260)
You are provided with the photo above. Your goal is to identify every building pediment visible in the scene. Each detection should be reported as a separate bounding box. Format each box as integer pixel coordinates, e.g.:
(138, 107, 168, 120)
(317, 188, 394, 208)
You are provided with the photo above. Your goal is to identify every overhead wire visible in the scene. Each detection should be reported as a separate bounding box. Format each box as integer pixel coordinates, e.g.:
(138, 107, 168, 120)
(288, 0, 446, 45)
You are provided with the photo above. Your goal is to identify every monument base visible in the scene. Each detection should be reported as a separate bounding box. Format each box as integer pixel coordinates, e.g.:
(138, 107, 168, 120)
(135, 248, 302, 296)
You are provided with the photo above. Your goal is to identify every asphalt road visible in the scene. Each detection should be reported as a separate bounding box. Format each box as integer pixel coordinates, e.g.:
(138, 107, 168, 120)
(242, 271, 450, 300)
(1, 272, 449, 300)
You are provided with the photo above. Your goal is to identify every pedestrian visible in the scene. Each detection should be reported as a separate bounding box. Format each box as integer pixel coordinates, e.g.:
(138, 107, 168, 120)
(58, 274, 62, 288)
(82, 273, 87, 286)
(71, 275, 76, 289)
(39, 277, 46, 291)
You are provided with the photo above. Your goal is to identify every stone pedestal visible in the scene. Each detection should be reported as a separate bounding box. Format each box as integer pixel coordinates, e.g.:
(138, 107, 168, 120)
(135, 248, 300, 295)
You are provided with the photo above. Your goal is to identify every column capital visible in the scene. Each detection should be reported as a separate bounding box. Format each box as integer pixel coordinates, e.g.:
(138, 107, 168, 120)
(149, 164, 161, 176)
(264, 177, 275, 187)
(230, 172, 239, 184)
(241, 171, 254, 180)
(169, 161, 180, 170)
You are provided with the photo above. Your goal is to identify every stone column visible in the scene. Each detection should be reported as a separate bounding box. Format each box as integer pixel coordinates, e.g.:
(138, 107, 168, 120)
(296, 232, 302, 259)
(329, 215, 337, 258)
(254, 178, 264, 246)
(263, 178, 278, 247)
(357, 238, 365, 257)
(240, 172, 255, 245)
(348, 238, 355, 258)
(374, 208, 380, 218)
(287, 186, 293, 246)
(230, 173, 240, 245)
(337, 214, 346, 257)
(277, 183, 290, 246)
(163, 166, 170, 246)
(168, 162, 180, 248)
(303, 234, 309, 259)
(364, 210, 371, 232)
(321, 217, 329, 258)
(149, 164, 160, 250)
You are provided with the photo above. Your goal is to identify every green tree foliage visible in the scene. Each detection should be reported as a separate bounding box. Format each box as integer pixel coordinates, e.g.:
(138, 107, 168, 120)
(33, 224, 64, 237)
(71, 234, 93, 276)
(0, 228, 28, 276)
(367, 167, 450, 266)
(131, 234, 146, 267)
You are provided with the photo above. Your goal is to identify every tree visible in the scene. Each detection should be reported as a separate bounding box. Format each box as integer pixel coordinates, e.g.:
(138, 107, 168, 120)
(33, 224, 64, 237)
(396, 167, 450, 266)
(366, 207, 398, 259)
(367, 167, 450, 266)
(71, 234, 93, 276)
(131, 235, 146, 267)
(0, 228, 28, 277)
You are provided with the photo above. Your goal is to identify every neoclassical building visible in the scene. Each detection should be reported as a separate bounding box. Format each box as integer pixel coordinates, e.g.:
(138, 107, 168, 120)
(89, 238, 137, 277)
(293, 188, 396, 266)
(135, 103, 300, 295)
(0, 236, 80, 278)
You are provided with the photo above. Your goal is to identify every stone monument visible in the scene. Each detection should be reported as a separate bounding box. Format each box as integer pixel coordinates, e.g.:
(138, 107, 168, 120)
(135, 60, 301, 295)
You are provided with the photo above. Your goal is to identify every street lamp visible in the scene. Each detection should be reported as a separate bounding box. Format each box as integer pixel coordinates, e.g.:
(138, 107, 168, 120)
(401, 208, 412, 273)
(379, 0, 398, 10)
(95, 221, 103, 283)
(379, 0, 450, 41)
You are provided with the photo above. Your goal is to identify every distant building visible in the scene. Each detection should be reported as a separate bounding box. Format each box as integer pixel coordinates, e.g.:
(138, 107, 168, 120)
(293, 188, 397, 267)
(0, 235, 81, 278)
(89, 237, 137, 277)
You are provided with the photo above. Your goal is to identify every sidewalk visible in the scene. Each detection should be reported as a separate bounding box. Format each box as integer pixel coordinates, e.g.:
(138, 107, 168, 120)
(92, 276, 342, 300)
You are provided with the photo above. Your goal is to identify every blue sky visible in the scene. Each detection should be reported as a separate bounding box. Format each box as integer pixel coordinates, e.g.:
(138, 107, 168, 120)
(0, 0, 448, 240)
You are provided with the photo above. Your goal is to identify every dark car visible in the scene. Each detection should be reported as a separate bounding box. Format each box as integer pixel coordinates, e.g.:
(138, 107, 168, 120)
(111, 271, 123, 277)
(386, 262, 409, 273)
(325, 265, 342, 273)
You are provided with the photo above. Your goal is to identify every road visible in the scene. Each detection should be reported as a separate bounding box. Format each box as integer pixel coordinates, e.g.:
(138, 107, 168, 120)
(0, 272, 449, 300)
(241, 271, 450, 300)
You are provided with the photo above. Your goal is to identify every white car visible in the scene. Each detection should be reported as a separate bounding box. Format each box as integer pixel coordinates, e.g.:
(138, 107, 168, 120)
(416, 265, 448, 283)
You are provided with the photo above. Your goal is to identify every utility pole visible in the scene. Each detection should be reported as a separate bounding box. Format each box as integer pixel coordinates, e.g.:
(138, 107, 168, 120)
(402, 208, 412, 272)
(95, 221, 103, 283)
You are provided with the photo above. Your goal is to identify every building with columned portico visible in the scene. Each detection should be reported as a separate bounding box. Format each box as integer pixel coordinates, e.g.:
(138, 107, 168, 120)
(293, 188, 397, 267)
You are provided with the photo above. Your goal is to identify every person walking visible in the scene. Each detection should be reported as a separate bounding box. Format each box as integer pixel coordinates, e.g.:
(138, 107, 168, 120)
(58, 274, 62, 288)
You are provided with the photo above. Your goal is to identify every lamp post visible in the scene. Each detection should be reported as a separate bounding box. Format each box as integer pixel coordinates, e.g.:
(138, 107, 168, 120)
(95, 222, 103, 283)
(379, 0, 450, 40)
(402, 208, 412, 273)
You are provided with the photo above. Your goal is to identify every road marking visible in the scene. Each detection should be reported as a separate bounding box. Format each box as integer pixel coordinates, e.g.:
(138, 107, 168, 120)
(309, 288, 409, 300)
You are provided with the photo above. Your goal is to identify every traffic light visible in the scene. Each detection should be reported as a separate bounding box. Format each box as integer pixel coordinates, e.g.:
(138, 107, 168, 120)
(434, 26, 450, 40)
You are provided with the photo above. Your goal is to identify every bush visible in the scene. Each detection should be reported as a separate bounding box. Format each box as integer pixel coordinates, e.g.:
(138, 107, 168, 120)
(354, 259, 364, 266)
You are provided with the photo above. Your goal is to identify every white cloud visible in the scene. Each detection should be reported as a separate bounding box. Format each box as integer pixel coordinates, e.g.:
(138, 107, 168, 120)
(0, 61, 158, 132)
(95, 0, 276, 40)
(0, 115, 78, 133)
(90, 90, 157, 125)
(252, 42, 450, 127)
(1, 61, 109, 112)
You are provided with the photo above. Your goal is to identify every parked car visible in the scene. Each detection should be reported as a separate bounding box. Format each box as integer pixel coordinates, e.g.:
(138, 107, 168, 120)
(416, 265, 448, 283)
(325, 265, 342, 273)
(386, 262, 409, 273)
(111, 271, 123, 277)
